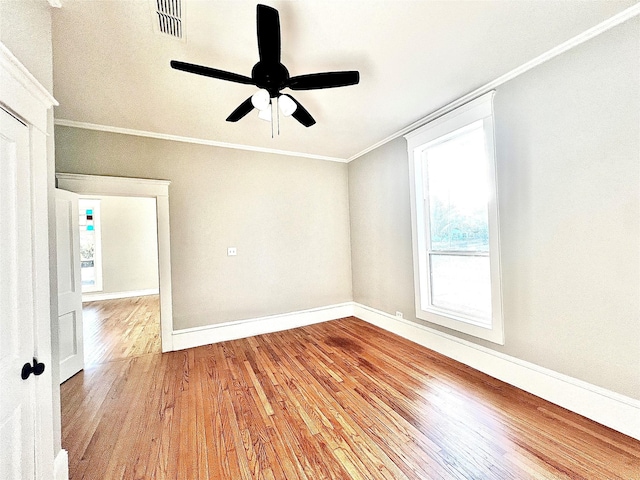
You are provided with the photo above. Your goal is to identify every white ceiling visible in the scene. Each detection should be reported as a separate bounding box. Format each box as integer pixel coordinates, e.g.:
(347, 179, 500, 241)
(52, 0, 636, 161)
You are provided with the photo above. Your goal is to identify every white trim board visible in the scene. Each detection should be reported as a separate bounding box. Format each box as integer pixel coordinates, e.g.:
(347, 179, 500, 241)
(54, 119, 348, 164)
(172, 303, 353, 350)
(53, 5, 640, 165)
(170, 299, 639, 440)
(56, 173, 175, 352)
(54, 450, 68, 480)
(56, 173, 170, 197)
(82, 288, 159, 303)
(0, 41, 57, 133)
(347, 3, 640, 162)
(353, 303, 640, 441)
(1, 39, 59, 480)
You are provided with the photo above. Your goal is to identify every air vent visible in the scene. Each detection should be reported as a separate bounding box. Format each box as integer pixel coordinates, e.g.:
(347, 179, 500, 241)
(155, 0, 183, 39)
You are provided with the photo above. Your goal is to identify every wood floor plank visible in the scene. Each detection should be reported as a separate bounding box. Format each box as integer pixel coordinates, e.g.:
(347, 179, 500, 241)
(81, 295, 161, 366)
(61, 308, 640, 479)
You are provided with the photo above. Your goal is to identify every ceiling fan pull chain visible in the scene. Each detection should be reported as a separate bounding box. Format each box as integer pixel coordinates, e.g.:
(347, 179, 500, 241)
(274, 96, 280, 136)
(170, 4, 359, 130)
(269, 98, 278, 138)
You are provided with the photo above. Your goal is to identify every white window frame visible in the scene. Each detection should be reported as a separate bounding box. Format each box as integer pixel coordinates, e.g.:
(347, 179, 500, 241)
(78, 198, 103, 293)
(405, 91, 504, 344)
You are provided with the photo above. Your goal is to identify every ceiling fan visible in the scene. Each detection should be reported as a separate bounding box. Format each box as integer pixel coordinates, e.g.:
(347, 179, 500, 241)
(170, 4, 360, 130)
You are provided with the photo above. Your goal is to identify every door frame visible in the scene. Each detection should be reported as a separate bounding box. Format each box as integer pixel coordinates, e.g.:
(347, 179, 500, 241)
(56, 173, 174, 352)
(1, 42, 58, 477)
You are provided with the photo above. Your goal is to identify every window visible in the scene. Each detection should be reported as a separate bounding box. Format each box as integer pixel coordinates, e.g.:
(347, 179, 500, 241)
(79, 198, 103, 293)
(405, 92, 503, 344)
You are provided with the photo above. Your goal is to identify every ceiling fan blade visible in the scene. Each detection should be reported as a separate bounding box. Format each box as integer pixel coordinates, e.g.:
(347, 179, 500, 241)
(288, 96, 316, 127)
(226, 97, 255, 122)
(256, 4, 280, 64)
(171, 60, 254, 85)
(286, 71, 360, 90)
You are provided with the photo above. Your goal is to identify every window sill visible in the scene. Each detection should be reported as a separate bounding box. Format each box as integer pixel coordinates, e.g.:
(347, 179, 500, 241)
(416, 307, 505, 345)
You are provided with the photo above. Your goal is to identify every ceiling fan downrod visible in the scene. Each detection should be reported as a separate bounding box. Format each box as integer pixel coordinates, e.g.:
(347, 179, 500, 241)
(170, 4, 360, 132)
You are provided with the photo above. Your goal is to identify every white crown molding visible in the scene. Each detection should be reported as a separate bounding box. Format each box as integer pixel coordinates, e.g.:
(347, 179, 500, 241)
(347, 3, 640, 162)
(53, 5, 640, 165)
(353, 303, 640, 441)
(0, 41, 57, 133)
(54, 119, 349, 163)
(0, 42, 57, 109)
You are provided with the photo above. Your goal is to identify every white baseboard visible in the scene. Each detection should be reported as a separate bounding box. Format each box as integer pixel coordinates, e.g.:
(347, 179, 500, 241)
(54, 449, 68, 480)
(353, 303, 640, 441)
(82, 288, 159, 302)
(172, 303, 354, 350)
(168, 300, 640, 440)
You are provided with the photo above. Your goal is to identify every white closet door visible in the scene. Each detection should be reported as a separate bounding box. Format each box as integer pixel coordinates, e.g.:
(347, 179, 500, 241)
(0, 107, 36, 479)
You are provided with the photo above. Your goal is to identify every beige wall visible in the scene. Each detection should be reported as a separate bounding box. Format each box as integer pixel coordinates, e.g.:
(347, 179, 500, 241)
(56, 132, 353, 330)
(89, 195, 159, 295)
(349, 19, 640, 400)
(50, 0, 638, 408)
(0, 0, 53, 92)
(11, 0, 637, 467)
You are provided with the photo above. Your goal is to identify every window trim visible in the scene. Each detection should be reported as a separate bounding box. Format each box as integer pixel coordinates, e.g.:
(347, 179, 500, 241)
(79, 198, 103, 293)
(405, 91, 504, 344)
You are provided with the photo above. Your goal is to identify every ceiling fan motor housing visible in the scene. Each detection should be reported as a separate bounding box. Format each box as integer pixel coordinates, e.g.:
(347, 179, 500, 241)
(170, 4, 359, 128)
(251, 62, 290, 97)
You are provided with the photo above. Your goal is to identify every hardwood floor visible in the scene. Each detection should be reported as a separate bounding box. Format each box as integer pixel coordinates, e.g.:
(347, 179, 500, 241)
(81, 295, 161, 366)
(61, 317, 640, 479)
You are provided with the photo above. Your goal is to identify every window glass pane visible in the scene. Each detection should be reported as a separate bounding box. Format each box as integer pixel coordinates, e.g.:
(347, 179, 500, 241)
(430, 254, 491, 322)
(79, 199, 101, 291)
(80, 223, 96, 287)
(80, 234, 95, 287)
(425, 121, 489, 252)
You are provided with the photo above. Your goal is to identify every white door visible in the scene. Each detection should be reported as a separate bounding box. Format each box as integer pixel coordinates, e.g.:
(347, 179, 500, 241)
(0, 108, 36, 478)
(56, 188, 84, 383)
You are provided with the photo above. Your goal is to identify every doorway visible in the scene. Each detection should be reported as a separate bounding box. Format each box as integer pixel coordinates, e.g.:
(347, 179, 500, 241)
(82, 294, 160, 365)
(56, 173, 174, 353)
(79, 194, 161, 365)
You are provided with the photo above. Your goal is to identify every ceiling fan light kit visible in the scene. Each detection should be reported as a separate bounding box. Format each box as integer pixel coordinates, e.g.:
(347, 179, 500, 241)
(278, 95, 297, 117)
(170, 4, 360, 135)
(251, 89, 271, 111)
(250, 90, 295, 137)
(258, 107, 272, 122)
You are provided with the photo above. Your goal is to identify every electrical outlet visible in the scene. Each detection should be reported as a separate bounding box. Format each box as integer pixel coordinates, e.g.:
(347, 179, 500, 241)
(227, 247, 237, 256)
(395, 311, 403, 319)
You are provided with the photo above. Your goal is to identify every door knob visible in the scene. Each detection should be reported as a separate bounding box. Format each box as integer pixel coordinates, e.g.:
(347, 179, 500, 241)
(21, 358, 45, 380)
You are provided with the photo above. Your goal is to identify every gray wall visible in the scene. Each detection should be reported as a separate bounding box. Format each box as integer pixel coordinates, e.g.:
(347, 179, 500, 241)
(349, 19, 640, 400)
(89, 195, 159, 295)
(55, 131, 353, 330)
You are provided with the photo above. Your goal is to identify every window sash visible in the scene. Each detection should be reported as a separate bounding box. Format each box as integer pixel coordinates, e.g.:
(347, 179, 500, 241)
(79, 198, 103, 293)
(426, 252, 492, 326)
(405, 91, 504, 344)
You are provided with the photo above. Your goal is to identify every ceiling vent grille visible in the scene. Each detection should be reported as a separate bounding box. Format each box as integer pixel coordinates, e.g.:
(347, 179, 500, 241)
(155, 0, 183, 39)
